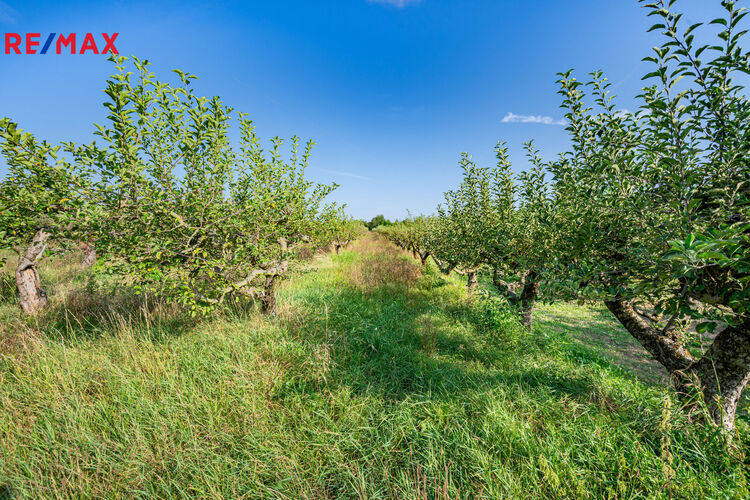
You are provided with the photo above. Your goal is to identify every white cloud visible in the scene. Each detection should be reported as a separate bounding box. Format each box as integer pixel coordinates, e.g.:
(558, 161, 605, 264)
(501, 112, 567, 126)
(366, 0, 421, 8)
(0, 1, 18, 24)
(315, 168, 372, 181)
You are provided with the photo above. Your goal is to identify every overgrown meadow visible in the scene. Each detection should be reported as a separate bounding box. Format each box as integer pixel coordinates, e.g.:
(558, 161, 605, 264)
(0, 236, 746, 498)
(1, 0, 749, 498)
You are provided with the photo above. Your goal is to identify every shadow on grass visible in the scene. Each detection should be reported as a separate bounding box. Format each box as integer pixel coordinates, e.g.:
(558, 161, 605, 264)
(277, 262, 599, 408)
(1, 280, 256, 346)
(474, 271, 668, 387)
(273, 251, 749, 485)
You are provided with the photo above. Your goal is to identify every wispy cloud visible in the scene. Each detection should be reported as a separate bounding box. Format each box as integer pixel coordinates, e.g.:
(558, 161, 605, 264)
(0, 1, 18, 24)
(366, 0, 421, 8)
(501, 112, 567, 126)
(315, 168, 372, 181)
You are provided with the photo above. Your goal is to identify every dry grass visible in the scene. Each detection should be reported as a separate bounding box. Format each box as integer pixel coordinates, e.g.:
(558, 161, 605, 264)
(0, 320, 42, 358)
(344, 234, 421, 291)
(0, 259, 207, 367)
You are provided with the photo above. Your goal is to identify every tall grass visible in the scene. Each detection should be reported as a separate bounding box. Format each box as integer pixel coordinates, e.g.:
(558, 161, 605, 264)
(0, 235, 747, 498)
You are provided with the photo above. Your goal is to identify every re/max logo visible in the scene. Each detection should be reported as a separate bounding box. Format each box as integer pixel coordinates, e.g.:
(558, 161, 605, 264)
(3, 33, 119, 55)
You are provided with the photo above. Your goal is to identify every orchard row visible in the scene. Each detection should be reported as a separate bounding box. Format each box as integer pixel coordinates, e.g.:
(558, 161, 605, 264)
(0, 56, 366, 317)
(377, 0, 749, 434)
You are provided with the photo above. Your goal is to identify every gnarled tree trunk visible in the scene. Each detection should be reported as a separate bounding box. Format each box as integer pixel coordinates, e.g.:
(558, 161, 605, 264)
(519, 271, 539, 330)
(261, 274, 278, 315)
(466, 271, 478, 292)
(433, 257, 455, 275)
(493, 269, 539, 330)
(605, 297, 750, 432)
(80, 242, 97, 269)
(691, 320, 750, 432)
(334, 243, 341, 255)
(419, 252, 430, 267)
(16, 229, 50, 315)
(604, 299, 693, 373)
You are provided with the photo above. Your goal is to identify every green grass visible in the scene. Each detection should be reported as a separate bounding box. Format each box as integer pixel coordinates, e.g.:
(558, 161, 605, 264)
(0, 237, 747, 499)
(533, 302, 667, 385)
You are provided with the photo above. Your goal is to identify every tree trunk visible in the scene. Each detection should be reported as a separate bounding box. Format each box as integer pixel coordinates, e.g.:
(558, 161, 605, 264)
(80, 242, 97, 269)
(433, 258, 454, 275)
(493, 269, 538, 329)
(492, 270, 519, 302)
(691, 320, 750, 432)
(412, 249, 418, 259)
(605, 297, 750, 432)
(419, 252, 430, 267)
(604, 298, 693, 373)
(261, 274, 278, 315)
(335, 243, 341, 255)
(16, 229, 50, 315)
(519, 271, 539, 330)
(466, 271, 478, 292)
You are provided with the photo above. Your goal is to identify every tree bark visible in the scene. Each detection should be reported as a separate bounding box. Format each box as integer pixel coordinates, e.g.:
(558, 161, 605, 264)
(335, 243, 341, 255)
(419, 252, 430, 267)
(16, 229, 50, 315)
(80, 242, 97, 269)
(604, 298, 693, 373)
(493, 269, 538, 329)
(492, 271, 520, 304)
(466, 271, 478, 292)
(691, 320, 750, 432)
(261, 274, 278, 315)
(605, 297, 750, 432)
(519, 271, 539, 330)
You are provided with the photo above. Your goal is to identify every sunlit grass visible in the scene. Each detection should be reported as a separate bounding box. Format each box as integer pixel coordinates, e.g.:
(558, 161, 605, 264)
(0, 236, 747, 498)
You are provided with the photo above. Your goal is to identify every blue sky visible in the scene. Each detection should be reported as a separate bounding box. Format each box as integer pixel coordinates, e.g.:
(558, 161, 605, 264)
(0, 0, 727, 220)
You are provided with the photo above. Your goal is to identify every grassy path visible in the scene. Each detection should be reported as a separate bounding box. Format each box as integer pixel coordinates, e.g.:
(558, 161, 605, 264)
(0, 236, 747, 498)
